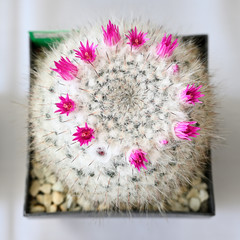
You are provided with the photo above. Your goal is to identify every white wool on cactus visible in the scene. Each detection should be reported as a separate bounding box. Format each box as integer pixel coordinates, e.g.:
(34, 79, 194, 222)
(29, 19, 215, 212)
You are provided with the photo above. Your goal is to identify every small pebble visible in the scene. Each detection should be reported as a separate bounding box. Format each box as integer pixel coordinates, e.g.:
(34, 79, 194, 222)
(66, 194, 73, 209)
(77, 197, 84, 206)
(52, 191, 64, 205)
(39, 179, 45, 185)
(192, 177, 201, 186)
(60, 202, 67, 212)
(195, 183, 208, 190)
(186, 188, 199, 199)
(178, 197, 188, 206)
(32, 162, 41, 169)
(46, 174, 57, 184)
(43, 194, 52, 207)
(36, 194, 44, 205)
(199, 189, 209, 203)
(52, 182, 64, 192)
(47, 204, 57, 213)
(71, 206, 81, 211)
(31, 205, 45, 213)
(30, 169, 36, 179)
(33, 166, 44, 179)
(189, 197, 201, 212)
(39, 183, 52, 194)
(171, 202, 183, 212)
(77, 197, 92, 211)
(179, 186, 188, 193)
(29, 180, 40, 197)
(43, 168, 52, 178)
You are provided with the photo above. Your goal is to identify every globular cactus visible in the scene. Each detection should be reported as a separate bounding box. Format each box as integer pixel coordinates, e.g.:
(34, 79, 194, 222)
(30, 19, 215, 212)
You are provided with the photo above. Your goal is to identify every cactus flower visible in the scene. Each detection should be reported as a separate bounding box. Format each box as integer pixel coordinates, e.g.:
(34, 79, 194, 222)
(50, 57, 78, 81)
(160, 139, 169, 145)
(55, 94, 75, 116)
(73, 122, 95, 146)
(126, 27, 149, 48)
(172, 64, 179, 74)
(102, 20, 121, 46)
(129, 149, 148, 172)
(181, 84, 204, 105)
(174, 121, 200, 141)
(156, 33, 178, 58)
(74, 40, 98, 63)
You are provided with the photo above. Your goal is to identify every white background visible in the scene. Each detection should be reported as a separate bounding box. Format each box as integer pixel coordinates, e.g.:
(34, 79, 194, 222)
(0, 0, 240, 239)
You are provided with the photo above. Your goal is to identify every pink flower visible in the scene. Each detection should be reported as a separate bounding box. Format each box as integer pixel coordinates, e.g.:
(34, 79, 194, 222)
(50, 57, 78, 81)
(55, 94, 75, 116)
(102, 20, 121, 46)
(156, 33, 178, 58)
(181, 84, 205, 105)
(74, 40, 98, 63)
(174, 121, 200, 141)
(172, 64, 179, 74)
(72, 122, 95, 146)
(125, 27, 149, 49)
(129, 149, 148, 172)
(160, 139, 169, 145)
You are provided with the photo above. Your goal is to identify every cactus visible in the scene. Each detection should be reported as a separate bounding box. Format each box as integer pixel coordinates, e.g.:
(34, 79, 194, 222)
(29, 19, 215, 212)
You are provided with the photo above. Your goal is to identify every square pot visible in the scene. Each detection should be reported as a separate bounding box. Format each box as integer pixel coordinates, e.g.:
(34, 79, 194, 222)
(24, 31, 215, 217)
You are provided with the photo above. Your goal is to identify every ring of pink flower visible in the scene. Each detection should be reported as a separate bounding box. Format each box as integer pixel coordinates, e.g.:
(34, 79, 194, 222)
(51, 20, 205, 172)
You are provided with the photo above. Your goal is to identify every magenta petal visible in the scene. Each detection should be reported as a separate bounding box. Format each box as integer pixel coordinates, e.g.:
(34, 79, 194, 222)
(129, 149, 148, 172)
(126, 27, 149, 48)
(51, 56, 78, 81)
(74, 41, 98, 63)
(174, 121, 201, 141)
(181, 84, 204, 105)
(156, 33, 178, 58)
(102, 20, 121, 46)
(142, 164, 147, 170)
(72, 123, 95, 146)
(55, 94, 75, 116)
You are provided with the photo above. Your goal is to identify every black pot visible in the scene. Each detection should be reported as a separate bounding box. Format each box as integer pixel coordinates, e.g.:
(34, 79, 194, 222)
(24, 32, 215, 217)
